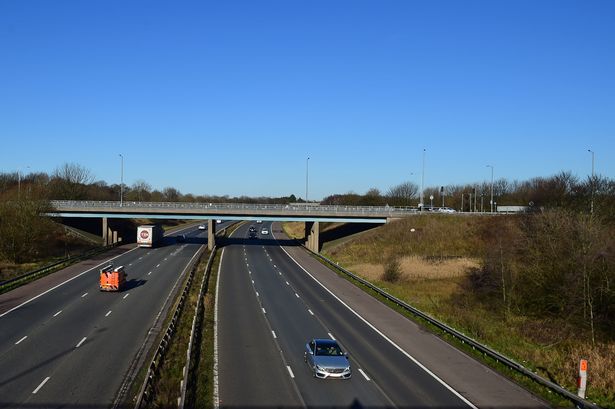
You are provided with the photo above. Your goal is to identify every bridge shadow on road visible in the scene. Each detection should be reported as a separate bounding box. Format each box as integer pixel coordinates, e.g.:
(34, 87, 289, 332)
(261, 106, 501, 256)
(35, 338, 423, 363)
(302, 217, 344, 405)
(220, 237, 300, 248)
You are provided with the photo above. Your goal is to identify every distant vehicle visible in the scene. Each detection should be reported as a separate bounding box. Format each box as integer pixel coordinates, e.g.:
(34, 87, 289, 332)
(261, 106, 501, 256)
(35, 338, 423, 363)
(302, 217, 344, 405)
(249, 232, 257, 239)
(137, 225, 164, 248)
(249, 226, 256, 232)
(99, 264, 127, 292)
(198, 225, 206, 230)
(176, 234, 186, 243)
(216, 219, 222, 224)
(437, 207, 456, 213)
(256, 220, 262, 224)
(304, 339, 351, 379)
(260, 228, 269, 235)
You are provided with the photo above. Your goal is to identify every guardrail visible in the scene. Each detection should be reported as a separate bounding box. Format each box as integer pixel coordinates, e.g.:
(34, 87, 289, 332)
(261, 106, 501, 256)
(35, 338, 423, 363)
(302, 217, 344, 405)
(134, 226, 228, 409)
(134, 246, 206, 408)
(179, 242, 217, 408)
(310, 251, 602, 409)
(0, 243, 118, 294)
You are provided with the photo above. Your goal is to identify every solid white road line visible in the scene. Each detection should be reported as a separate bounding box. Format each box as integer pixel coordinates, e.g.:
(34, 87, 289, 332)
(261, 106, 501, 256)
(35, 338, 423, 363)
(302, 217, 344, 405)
(53, 310, 62, 317)
(76, 337, 87, 348)
(105, 310, 112, 317)
(271, 330, 277, 339)
(0, 246, 140, 318)
(123, 293, 130, 299)
(272, 230, 479, 409)
(359, 368, 371, 381)
(15, 336, 27, 345)
(287, 366, 295, 378)
(328, 332, 335, 340)
(308, 309, 314, 316)
(32, 377, 50, 394)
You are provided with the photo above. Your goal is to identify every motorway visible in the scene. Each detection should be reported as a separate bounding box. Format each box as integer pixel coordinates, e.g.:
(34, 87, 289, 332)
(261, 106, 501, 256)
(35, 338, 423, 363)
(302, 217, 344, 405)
(0, 222, 225, 408)
(217, 222, 550, 409)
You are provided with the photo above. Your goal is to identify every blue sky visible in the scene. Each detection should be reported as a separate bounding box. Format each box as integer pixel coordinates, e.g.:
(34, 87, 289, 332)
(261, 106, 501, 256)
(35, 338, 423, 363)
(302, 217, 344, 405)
(1, 1, 613, 200)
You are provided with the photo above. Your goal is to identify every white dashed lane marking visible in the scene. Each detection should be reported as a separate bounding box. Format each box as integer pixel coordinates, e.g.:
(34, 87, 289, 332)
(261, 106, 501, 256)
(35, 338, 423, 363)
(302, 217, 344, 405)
(123, 293, 130, 299)
(76, 337, 87, 348)
(287, 366, 295, 378)
(81, 292, 88, 298)
(328, 332, 335, 340)
(308, 309, 314, 316)
(262, 308, 266, 314)
(105, 310, 112, 317)
(15, 336, 27, 345)
(32, 377, 50, 394)
(359, 368, 371, 381)
(271, 330, 277, 339)
(53, 310, 62, 317)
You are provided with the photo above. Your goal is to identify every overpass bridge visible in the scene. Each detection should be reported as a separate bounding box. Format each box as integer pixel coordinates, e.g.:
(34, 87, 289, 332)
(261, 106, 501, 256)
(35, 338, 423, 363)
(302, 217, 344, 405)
(47, 200, 417, 252)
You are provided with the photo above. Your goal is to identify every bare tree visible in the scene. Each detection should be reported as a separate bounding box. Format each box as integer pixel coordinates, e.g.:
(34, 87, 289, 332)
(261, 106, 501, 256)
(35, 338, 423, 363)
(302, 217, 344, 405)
(162, 187, 181, 201)
(50, 163, 94, 200)
(130, 179, 152, 201)
(387, 182, 418, 206)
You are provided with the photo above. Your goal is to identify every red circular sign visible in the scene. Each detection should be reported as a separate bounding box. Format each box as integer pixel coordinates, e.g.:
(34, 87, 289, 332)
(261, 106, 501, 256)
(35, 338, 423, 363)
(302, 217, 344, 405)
(140, 230, 150, 239)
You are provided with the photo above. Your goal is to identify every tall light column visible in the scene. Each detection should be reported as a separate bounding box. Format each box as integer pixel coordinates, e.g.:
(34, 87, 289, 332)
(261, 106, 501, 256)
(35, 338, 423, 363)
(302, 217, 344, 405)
(487, 165, 494, 213)
(420, 148, 426, 209)
(119, 154, 124, 207)
(588, 149, 594, 214)
(305, 156, 310, 203)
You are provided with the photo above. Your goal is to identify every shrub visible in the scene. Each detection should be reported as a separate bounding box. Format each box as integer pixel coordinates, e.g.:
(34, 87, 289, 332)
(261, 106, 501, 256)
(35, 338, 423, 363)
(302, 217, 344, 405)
(382, 256, 402, 283)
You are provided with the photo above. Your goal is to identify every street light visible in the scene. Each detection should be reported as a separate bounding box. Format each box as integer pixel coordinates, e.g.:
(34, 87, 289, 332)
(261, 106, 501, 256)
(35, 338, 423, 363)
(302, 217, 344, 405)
(588, 149, 595, 214)
(119, 154, 124, 207)
(486, 165, 494, 213)
(420, 148, 426, 210)
(305, 156, 310, 203)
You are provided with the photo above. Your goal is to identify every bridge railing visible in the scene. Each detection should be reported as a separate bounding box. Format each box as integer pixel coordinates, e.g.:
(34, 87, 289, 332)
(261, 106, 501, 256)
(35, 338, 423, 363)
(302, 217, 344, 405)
(49, 200, 419, 216)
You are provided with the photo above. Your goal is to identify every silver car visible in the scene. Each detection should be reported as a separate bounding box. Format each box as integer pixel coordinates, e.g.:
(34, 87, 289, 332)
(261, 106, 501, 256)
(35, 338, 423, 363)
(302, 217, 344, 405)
(304, 339, 351, 379)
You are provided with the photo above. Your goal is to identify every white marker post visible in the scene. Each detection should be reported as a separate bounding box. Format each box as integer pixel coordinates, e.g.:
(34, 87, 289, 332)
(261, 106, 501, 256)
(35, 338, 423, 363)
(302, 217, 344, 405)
(577, 359, 588, 399)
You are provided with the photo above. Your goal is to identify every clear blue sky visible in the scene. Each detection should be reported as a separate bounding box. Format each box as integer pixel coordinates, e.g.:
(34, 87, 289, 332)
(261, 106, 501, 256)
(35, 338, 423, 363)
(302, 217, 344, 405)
(1, 1, 613, 200)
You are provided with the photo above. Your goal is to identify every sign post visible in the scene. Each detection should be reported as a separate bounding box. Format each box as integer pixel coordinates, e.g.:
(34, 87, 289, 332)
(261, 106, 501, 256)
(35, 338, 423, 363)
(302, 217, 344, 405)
(577, 359, 588, 399)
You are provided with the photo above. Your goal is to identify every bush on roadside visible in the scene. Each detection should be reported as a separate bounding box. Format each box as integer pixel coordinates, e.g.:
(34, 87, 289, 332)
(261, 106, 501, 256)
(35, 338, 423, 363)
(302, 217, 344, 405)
(382, 256, 402, 283)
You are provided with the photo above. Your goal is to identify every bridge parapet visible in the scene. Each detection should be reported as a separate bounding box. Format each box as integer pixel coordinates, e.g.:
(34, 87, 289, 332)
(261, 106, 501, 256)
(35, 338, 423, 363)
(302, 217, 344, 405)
(49, 200, 417, 220)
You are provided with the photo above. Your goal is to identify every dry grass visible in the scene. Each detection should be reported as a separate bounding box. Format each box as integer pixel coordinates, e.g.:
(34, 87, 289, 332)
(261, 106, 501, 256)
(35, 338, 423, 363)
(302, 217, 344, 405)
(349, 256, 479, 282)
(323, 215, 615, 407)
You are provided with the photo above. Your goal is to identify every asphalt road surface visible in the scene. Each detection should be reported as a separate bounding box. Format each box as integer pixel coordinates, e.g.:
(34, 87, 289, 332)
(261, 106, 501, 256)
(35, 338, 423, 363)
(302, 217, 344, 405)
(217, 222, 550, 409)
(0, 222, 226, 408)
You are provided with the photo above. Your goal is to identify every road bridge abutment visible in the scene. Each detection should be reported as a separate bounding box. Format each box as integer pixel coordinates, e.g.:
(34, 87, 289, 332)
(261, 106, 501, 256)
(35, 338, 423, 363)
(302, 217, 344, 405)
(305, 221, 320, 253)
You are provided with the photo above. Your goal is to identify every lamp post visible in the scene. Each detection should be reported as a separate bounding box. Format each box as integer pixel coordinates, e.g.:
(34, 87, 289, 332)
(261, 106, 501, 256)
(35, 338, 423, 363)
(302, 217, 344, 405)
(588, 149, 594, 214)
(119, 154, 124, 207)
(486, 165, 494, 213)
(305, 156, 310, 203)
(420, 148, 426, 210)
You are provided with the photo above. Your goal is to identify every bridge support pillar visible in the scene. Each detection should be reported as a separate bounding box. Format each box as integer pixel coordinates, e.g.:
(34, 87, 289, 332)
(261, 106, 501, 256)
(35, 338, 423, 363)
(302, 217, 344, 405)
(102, 217, 109, 245)
(305, 221, 320, 253)
(208, 219, 216, 250)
